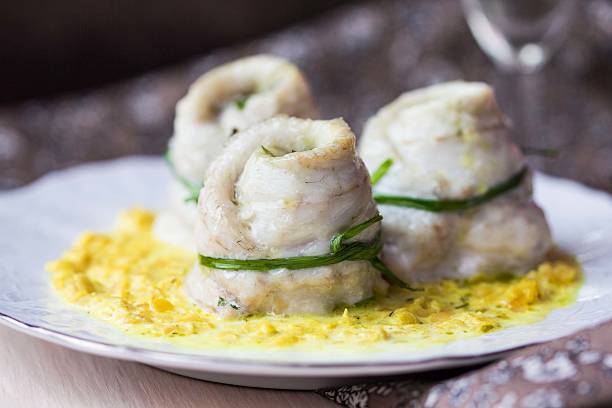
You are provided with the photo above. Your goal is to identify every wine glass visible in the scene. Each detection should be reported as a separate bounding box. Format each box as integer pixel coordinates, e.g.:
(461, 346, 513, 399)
(461, 0, 577, 162)
(461, 0, 575, 74)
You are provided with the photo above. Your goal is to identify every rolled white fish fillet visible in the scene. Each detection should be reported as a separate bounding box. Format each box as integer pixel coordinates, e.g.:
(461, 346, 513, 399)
(359, 81, 552, 282)
(185, 116, 388, 317)
(156, 55, 317, 246)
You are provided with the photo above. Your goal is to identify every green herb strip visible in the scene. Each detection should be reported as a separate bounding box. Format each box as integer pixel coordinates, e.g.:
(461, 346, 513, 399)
(198, 214, 418, 290)
(330, 213, 382, 253)
(370, 256, 415, 290)
(370, 158, 394, 186)
(200, 240, 382, 271)
(164, 150, 202, 203)
(373, 164, 528, 212)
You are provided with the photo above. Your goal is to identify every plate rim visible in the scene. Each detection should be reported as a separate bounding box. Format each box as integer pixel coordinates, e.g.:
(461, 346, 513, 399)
(1, 156, 611, 377)
(0, 310, 527, 376)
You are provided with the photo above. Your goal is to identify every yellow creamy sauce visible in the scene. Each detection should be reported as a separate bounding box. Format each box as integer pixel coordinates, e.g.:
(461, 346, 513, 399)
(47, 209, 582, 352)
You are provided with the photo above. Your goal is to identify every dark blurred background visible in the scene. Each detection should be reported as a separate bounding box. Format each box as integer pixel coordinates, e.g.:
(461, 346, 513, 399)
(1, 0, 612, 192)
(0, 0, 352, 102)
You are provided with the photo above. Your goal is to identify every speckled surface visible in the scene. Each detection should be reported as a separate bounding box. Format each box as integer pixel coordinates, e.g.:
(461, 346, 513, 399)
(321, 322, 612, 407)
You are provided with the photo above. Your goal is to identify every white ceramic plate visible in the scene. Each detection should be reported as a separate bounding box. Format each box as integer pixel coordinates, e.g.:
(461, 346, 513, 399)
(1, 157, 612, 390)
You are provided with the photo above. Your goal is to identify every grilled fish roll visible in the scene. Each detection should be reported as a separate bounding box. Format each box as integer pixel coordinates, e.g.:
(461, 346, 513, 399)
(158, 55, 317, 243)
(186, 116, 387, 317)
(360, 81, 552, 282)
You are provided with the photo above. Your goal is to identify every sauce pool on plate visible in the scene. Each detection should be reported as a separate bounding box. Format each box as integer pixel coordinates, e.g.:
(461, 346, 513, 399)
(47, 209, 582, 352)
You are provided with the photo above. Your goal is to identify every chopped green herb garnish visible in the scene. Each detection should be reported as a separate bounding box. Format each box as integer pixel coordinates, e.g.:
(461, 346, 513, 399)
(199, 214, 418, 290)
(481, 324, 495, 333)
(261, 146, 275, 156)
(217, 297, 240, 310)
(235, 95, 250, 111)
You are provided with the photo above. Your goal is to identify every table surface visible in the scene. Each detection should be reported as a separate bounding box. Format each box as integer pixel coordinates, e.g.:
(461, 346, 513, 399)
(0, 325, 332, 407)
